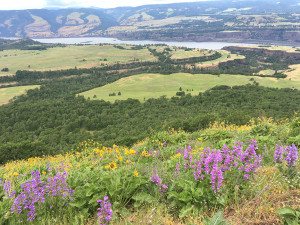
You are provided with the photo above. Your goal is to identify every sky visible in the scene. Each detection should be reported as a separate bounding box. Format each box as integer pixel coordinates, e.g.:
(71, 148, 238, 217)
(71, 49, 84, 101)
(0, 0, 214, 10)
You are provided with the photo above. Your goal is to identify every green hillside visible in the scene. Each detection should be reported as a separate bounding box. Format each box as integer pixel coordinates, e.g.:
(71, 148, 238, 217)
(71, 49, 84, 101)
(80, 72, 300, 102)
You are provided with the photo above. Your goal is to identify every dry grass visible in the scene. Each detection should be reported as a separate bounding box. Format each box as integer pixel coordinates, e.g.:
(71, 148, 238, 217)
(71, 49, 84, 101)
(284, 64, 300, 81)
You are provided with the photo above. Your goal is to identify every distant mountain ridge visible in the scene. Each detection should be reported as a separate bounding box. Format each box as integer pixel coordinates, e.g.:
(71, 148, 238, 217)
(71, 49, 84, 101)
(0, 0, 300, 43)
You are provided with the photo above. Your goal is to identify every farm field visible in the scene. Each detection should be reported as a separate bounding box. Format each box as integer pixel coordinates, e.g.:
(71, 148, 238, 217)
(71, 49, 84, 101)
(0, 85, 39, 105)
(169, 48, 213, 59)
(285, 64, 300, 81)
(79, 72, 300, 102)
(0, 45, 156, 75)
(196, 50, 244, 67)
(244, 45, 300, 53)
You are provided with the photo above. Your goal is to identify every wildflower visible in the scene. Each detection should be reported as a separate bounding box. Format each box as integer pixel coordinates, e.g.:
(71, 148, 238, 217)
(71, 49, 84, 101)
(150, 169, 168, 193)
(109, 161, 117, 170)
(97, 196, 113, 224)
(134, 171, 139, 177)
(175, 163, 180, 175)
(11, 170, 74, 221)
(141, 151, 150, 157)
(125, 149, 136, 155)
(118, 157, 123, 162)
(274, 144, 298, 166)
(13, 172, 19, 176)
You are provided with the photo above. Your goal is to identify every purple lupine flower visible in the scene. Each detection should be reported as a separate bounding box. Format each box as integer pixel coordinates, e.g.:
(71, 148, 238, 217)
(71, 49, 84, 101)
(284, 144, 298, 166)
(155, 151, 160, 157)
(274, 144, 298, 166)
(11, 170, 74, 221)
(97, 196, 113, 224)
(175, 163, 180, 175)
(182, 140, 262, 192)
(150, 169, 168, 193)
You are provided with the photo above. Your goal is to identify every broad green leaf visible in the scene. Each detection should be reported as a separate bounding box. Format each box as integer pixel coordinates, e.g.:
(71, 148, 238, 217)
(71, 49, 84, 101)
(277, 207, 296, 217)
(178, 192, 193, 203)
(179, 204, 193, 218)
(210, 210, 224, 225)
(132, 193, 155, 203)
(69, 199, 86, 208)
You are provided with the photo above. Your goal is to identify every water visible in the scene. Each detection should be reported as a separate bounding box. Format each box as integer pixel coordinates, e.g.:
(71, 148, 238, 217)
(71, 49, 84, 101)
(2, 36, 299, 50)
(31, 37, 258, 50)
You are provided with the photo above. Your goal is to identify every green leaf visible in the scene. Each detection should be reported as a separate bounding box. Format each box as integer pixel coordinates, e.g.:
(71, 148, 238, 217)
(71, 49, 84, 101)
(210, 210, 224, 225)
(69, 199, 86, 208)
(179, 204, 194, 219)
(203, 217, 210, 225)
(86, 184, 97, 197)
(277, 207, 296, 217)
(178, 192, 193, 203)
(132, 193, 156, 203)
(195, 187, 204, 197)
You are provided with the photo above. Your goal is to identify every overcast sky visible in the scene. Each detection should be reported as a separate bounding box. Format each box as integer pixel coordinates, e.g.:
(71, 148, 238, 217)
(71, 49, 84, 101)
(0, 0, 214, 10)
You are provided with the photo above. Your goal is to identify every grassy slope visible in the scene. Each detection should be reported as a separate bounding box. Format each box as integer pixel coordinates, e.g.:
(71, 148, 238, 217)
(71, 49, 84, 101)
(0, 85, 39, 105)
(79, 72, 300, 102)
(0, 45, 156, 75)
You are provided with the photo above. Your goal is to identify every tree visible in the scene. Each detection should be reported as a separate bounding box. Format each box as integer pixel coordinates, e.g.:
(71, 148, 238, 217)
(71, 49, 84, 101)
(1, 68, 9, 72)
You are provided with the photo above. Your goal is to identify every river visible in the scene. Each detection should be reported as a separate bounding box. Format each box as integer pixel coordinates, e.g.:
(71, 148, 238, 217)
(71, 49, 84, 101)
(2, 36, 299, 50)
(31, 37, 258, 50)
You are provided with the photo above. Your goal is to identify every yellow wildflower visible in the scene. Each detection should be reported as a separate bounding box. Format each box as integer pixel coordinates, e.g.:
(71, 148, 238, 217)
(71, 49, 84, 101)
(105, 161, 117, 170)
(13, 172, 19, 176)
(134, 171, 139, 177)
(118, 157, 123, 162)
(125, 148, 136, 155)
(141, 151, 150, 157)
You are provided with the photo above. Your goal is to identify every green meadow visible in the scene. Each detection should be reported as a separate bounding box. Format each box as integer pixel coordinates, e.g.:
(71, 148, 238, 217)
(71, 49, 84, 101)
(0, 85, 39, 105)
(197, 50, 245, 66)
(0, 45, 156, 75)
(79, 72, 300, 102)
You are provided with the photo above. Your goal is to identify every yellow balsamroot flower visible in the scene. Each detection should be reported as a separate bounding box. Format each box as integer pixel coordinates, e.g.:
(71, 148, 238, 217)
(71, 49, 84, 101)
(125, 148, 136, 155)
(13, 172, 19, 176)
(105, 161, 117, 170)
(141, 151, 150, 157)
(134, 171, 139, 177)
(118, 157, 123, 162)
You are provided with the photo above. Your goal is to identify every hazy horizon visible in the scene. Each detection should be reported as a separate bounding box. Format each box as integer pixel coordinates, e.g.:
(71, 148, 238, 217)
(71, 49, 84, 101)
(0, 0, 217, 10)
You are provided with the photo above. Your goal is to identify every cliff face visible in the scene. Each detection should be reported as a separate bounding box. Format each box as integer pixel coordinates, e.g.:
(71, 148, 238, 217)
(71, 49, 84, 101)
(0, 9, 117, 38)
(0, 1, 300, 43)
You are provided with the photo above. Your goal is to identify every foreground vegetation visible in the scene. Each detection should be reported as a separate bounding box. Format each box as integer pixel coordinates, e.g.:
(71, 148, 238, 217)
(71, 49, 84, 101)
(0, 116, 299, 224)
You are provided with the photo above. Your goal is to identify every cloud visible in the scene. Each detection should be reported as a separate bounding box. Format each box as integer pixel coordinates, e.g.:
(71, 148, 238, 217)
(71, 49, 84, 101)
(0, 0, 46, 10)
